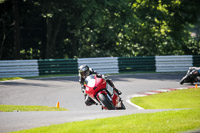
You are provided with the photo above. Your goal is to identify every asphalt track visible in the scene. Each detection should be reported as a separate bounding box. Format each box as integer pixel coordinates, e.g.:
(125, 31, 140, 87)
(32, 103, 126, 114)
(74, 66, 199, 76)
(0, 73, 191, 133)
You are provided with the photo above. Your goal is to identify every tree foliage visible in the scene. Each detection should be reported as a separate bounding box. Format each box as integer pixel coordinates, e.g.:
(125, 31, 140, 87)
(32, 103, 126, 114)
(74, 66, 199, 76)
(0, 0, 200, 59)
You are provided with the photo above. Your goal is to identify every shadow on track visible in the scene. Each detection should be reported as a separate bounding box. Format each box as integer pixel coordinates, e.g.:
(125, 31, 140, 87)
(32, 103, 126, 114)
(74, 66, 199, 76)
(0, 73, 186, 87)
(109, 73, 186, 82)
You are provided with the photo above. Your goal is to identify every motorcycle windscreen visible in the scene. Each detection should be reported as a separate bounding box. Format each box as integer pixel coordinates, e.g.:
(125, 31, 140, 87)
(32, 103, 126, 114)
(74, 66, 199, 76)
(87, 79, 96, 87)
(85, 75, 96, 87)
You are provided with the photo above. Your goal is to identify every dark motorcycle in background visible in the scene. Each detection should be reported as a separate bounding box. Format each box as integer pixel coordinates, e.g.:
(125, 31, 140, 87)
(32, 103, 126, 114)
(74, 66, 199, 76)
(180, 67, 200, 85)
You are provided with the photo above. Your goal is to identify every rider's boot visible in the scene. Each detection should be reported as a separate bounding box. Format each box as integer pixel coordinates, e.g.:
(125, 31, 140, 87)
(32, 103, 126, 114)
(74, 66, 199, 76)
(114, 88, 122, 95)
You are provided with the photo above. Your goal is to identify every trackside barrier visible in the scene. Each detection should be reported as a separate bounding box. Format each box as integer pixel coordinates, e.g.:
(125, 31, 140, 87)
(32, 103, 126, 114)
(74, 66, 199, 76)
(155, 55, 193, 72)
(38, 59, 78, 75)
(193, 55, 200, 67)
(0, 60, 39, 78)
(0, 55, 199, 78)
(118, 56, 156, 72)
(78, 57, 119, 74)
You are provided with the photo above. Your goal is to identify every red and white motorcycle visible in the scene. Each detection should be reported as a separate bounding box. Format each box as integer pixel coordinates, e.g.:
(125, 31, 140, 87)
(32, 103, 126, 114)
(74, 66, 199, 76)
(84, 75, 126, 110)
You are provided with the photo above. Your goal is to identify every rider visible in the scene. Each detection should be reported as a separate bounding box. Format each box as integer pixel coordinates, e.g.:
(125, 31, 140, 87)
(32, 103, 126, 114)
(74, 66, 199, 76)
(78, 64, 122, 106)
(189, 67, 200, 76)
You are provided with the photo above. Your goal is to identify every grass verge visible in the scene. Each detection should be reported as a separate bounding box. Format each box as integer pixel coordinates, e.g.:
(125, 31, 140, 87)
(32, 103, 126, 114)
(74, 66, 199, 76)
(0, 74, 77, 81)
(131, 88, 200, 109)
(0, 77, 23, 81)
(0, 105, 68, 112)
(11, 108, 200, 133)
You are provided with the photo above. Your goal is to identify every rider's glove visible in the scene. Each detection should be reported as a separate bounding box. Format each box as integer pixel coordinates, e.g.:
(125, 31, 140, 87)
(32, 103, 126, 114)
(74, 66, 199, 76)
(96, 73, 102, 78)
(96, 73, 107, 79)
(81, 85, 86, 93)
(102, 74, 107, 80)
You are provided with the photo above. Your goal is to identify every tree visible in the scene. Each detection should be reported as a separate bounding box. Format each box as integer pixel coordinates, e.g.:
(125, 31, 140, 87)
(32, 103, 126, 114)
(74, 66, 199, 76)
(0, 0, 200, 60)
(13, 0, 20, 59)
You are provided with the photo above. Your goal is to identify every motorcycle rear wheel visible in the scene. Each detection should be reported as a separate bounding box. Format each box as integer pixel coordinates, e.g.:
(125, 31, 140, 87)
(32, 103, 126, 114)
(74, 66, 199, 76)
(98, 93, 115, 110)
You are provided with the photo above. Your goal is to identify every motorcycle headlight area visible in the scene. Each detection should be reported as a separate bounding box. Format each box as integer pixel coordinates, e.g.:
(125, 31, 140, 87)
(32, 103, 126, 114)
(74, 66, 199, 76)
(87, 79, 96, 87)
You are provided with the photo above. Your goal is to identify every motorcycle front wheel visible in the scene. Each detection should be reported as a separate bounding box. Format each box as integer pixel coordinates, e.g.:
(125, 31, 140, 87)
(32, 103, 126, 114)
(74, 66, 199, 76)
(98, 93, 115, 110)
(180, 75, 187, 85)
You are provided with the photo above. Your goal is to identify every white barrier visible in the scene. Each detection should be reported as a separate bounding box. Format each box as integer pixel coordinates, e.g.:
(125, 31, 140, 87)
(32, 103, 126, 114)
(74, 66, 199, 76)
(0, 60, 39, 78)
(155, 55, 193, 72)
(78, 57, 119, 74)
(0, 55, 197, 78)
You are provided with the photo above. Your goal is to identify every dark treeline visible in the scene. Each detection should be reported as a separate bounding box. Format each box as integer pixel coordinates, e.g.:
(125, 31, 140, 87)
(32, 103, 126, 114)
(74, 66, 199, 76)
(0, 0, 200, 60)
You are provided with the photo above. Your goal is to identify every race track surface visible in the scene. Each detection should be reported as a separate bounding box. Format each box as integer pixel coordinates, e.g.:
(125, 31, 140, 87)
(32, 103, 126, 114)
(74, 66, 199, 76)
(0, 73, 190, 132)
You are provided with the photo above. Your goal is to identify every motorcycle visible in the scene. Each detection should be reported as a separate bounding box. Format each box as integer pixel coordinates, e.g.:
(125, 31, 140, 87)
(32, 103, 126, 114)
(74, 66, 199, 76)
(84, 75, 126, 110)
(180, 67, 200, 85)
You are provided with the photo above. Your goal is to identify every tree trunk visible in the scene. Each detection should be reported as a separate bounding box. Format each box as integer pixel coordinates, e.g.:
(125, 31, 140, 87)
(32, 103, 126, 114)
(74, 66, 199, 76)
(0, 22, 6, 59)
(13, 0, 20, 59)
(45, 16, 62, 59)
(45, 17, 52, 59)
(72, 37, 77, 58)
(50, 16, 62, 57)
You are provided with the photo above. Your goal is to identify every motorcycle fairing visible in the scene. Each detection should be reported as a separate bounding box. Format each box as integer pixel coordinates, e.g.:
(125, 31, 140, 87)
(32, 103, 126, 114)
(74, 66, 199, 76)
(84, 74, 123, 109)
(85, 75, 107, 98)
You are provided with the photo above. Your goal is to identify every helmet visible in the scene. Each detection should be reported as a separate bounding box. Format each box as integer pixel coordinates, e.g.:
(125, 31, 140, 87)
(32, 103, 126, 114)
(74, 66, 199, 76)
(79, 64, 90, 78)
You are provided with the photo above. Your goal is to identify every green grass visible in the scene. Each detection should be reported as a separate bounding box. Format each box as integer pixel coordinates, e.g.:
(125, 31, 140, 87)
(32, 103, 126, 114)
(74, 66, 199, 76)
(131, 88, 200, 109)
(10, 88, 200, 133)
(0, 105, 68, 112)
(11, 108, 200, 133)
(0, 77, 23, 81)
(25, 74, 77, 78)
(0, 74, 77, 81)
